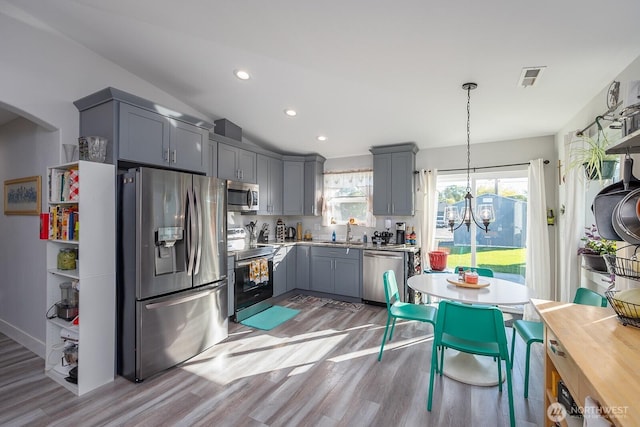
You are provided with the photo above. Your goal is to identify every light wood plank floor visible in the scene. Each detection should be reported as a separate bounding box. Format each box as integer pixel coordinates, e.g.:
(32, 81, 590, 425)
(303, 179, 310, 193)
(0, 297, 544, 426)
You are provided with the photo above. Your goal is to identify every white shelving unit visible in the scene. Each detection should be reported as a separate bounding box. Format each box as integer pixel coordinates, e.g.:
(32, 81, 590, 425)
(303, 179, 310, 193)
(45, 160, 115, 395)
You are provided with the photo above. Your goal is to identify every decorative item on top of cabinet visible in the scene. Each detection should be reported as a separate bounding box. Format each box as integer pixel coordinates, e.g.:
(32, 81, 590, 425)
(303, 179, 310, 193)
(45, 160, 115, 396)
(370, 143, 418, 216)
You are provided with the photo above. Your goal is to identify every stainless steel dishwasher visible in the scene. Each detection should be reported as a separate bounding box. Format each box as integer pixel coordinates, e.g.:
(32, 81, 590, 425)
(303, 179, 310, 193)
(363, 250, 406, 304)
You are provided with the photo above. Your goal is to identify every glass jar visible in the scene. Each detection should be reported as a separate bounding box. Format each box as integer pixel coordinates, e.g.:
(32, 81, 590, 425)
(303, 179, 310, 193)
(57, 248, 76, 270)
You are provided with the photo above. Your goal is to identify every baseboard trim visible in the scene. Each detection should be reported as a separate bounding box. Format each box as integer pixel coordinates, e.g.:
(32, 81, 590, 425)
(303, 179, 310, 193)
(0, 319, 45, 358)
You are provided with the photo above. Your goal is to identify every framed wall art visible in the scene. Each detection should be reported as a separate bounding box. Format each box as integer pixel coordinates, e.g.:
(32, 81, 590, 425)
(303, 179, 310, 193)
(4, 175, 41, 215)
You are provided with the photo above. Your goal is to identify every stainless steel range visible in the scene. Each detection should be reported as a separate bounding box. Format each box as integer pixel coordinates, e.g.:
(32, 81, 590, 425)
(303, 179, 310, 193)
(228, 227, 275, 322)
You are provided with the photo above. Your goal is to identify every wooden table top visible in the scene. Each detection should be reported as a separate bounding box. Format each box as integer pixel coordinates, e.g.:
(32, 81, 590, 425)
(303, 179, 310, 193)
(532, 299, 640, 427)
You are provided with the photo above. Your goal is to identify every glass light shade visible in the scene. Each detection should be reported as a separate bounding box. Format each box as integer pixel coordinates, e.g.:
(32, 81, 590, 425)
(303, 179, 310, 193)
(477, 203, 496, 222)
(444, 206, 459, 222)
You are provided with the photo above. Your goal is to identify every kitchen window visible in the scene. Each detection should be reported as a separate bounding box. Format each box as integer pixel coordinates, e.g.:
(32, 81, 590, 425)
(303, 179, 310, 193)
(435, 170, 528, 283)
(322, 171, 375, 227)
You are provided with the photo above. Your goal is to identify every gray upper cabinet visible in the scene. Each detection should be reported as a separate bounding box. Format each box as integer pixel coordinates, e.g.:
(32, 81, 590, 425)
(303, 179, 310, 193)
(74, 87, 213, 173)
(370, 143, 418, 216)
(169, 120, 208, 172)
(256, 154, 283, 215)
(118, 103, 169, 167)
(207, 140, 217, 177)
(304, 155, 325, 216)
(283, 159, 305, 215)
(218, 143, 257, 183)
(119, 104, 207, 173)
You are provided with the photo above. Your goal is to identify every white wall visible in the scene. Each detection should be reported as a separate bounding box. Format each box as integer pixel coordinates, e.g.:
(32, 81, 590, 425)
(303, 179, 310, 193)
(555, 55, 640, 297)
(0, 117, 57, 355)
(0, 10, 215, 355)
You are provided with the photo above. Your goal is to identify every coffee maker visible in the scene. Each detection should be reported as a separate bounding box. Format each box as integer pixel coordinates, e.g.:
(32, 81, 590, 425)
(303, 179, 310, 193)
(395, 222, 406, 244)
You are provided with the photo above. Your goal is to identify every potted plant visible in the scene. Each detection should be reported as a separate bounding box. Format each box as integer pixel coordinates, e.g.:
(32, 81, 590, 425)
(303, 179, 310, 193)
(577, 224, 616, 272)
(569, 116, 619, 181)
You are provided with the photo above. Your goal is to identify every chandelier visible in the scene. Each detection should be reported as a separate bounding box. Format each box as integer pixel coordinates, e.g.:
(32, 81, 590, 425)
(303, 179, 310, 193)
(444, 82, 495, 233)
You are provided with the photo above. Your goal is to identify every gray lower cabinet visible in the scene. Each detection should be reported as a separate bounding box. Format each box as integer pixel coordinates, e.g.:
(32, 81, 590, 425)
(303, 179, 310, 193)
(296, 246, 310, 290)
(371, 144, 418, 216)
(257, 154, 283, 215)
(227, 255, 235, 318)
(218, 143, 257, 183)
(273, 245, 297, 297)
(283, 159, 304, 215)
(310, 247, 361, 298)
(119, 103, 207, 173)
(273, 246, 288, 297)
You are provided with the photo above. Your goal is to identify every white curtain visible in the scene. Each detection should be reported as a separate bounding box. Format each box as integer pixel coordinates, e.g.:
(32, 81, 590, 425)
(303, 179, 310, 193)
(417, 169, 438, 269)
(524, 158, 550, 319)
(558, 133, 585, 302)
(321, 171, 375, 227)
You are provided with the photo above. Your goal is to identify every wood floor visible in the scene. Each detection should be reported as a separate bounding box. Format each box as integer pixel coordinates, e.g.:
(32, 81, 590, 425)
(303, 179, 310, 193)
(0, 297, 544, 426)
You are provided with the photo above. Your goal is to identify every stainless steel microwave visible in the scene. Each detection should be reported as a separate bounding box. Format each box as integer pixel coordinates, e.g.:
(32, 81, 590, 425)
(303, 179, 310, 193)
(227, 181, 259, 212)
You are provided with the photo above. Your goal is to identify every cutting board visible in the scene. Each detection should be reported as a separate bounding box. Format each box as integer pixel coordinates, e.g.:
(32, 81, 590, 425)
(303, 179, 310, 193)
(446, 278, 490, 288)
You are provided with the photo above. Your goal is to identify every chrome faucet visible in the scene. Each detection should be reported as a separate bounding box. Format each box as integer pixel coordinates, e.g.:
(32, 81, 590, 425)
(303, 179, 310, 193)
(346, 222, 353, 243)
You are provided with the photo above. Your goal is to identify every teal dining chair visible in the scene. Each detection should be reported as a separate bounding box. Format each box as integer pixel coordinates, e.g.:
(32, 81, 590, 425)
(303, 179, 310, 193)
(454, 266, 494, 277)
(510, 287, 607, 398)
(378, 270, 437, 361)
(428, 300, 515, 427)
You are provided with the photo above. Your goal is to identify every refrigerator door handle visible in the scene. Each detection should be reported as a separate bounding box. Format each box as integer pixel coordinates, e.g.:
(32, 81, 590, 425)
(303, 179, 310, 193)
(193, 186, 203, 275)
(186, 186, 197, 276)
(144, 287, 218, 310)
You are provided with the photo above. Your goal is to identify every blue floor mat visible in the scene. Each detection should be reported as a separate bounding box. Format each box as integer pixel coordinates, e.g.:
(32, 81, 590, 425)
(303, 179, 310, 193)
(240, 305, 300, 330)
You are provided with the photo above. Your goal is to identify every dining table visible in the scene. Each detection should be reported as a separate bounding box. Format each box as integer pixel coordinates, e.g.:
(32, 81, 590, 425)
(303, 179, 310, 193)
(407, 273, 534, 386)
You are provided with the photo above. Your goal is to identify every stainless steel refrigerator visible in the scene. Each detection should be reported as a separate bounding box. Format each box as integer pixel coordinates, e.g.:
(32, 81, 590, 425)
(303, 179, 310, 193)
(118, 167, 227, 382)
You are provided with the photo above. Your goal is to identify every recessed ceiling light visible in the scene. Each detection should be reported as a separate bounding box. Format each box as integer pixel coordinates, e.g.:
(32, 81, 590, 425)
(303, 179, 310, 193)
(284, 109, 297, 117)
(234, 69, 250, 80)
(317, 135, 327, 142)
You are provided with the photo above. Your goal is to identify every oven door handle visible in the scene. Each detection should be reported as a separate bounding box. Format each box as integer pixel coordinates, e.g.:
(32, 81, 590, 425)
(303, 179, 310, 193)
(235, 257, 273, 268)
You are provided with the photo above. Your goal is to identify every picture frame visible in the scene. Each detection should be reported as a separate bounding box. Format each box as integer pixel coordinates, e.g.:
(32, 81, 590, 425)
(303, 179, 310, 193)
(4, 175, 41, 215)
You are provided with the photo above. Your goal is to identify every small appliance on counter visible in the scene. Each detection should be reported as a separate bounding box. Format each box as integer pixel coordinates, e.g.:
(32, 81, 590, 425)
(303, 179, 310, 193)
(371, 230, 393, 245)
(276, 219, 285, 243)
(285, 226, 297, 241)
(396, 222, 406, 244)
(258, 223, 269, 243)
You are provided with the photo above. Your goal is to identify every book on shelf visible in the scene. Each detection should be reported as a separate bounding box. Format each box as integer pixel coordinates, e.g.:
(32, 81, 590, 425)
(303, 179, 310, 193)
(49, 167, 79, 202)
(49, 206, 79, 241)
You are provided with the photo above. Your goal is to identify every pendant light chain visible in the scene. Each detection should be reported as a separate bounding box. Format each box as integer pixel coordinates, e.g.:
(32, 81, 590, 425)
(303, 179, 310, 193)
(466, 85, 472, 193)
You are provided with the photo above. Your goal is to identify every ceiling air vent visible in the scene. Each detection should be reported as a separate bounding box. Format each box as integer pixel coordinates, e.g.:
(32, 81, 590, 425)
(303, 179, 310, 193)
(518, 66, 546, 88)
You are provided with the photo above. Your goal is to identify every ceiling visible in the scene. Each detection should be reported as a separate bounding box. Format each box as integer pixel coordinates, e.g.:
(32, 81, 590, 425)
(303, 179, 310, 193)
(5, 0, 640, 158)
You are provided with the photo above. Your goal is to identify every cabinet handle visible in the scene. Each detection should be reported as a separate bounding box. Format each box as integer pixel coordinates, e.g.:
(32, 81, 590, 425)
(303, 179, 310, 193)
(550, 339, 558, 345)
(172, 150, 177, 163)
(392, 203, 395, 214)
(240, 170, 244, 180)
(387, 203, 391, 214)
(164, 148, 170, 162)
